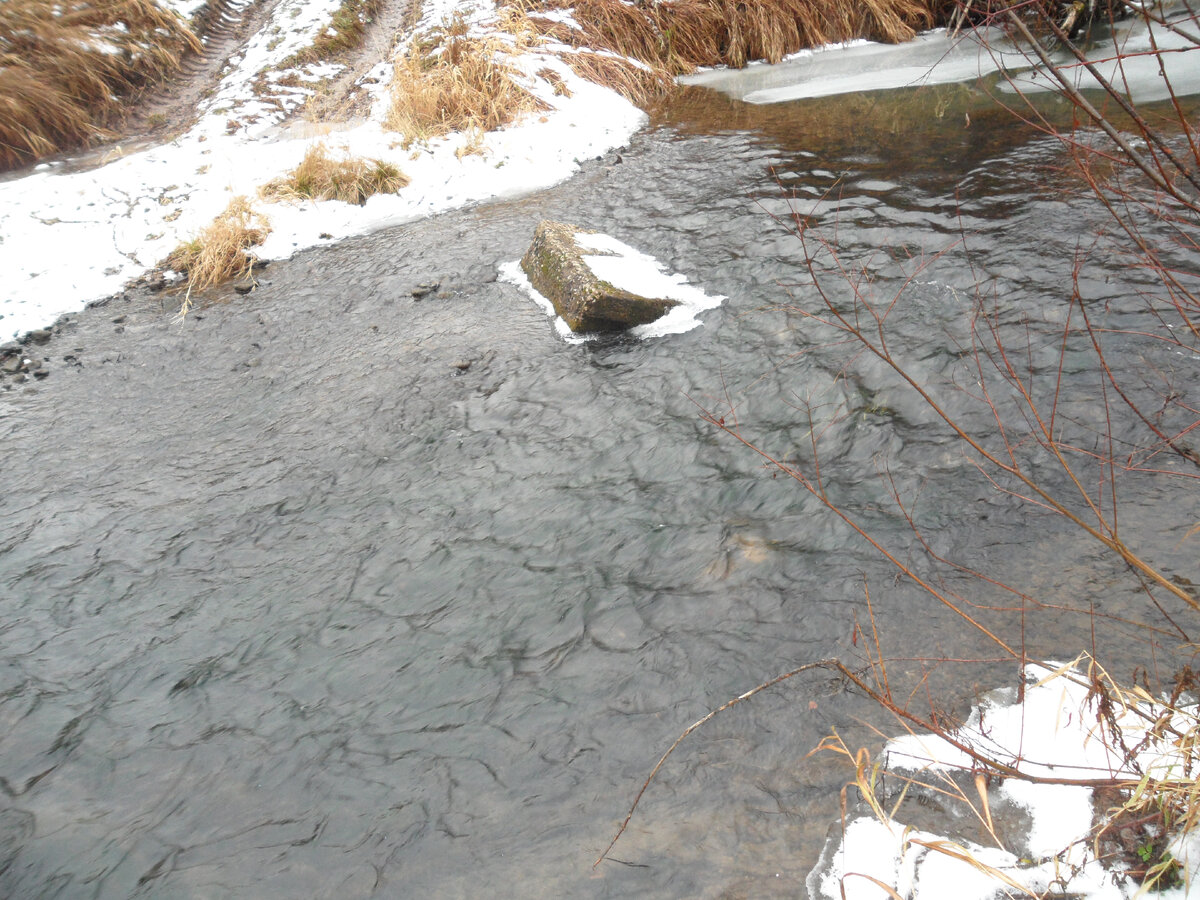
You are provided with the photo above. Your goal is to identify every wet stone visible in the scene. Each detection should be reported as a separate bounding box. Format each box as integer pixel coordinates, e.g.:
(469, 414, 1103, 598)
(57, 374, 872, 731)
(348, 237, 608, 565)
(411, 281, 440, 300)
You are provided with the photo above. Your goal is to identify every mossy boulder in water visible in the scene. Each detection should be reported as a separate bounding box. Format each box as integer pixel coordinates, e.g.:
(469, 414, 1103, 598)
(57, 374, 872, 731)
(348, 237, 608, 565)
(519, 221, 679, 333)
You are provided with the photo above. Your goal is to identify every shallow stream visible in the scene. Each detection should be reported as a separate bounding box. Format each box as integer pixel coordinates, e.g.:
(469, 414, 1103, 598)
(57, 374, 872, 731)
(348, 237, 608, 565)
(1, 67, 1198, 897)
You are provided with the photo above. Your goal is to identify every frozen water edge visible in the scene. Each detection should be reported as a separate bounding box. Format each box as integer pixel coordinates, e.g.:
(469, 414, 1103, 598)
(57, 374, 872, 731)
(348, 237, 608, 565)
(683, 14, 1200, 106)
(807, 662, 1200, 900)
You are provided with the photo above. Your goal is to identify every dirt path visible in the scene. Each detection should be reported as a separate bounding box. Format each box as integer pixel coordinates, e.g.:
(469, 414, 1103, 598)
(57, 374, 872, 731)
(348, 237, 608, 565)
(302, 0, 418, 123)
(119, 0, 284, 144)
(115, 0, 416, 148)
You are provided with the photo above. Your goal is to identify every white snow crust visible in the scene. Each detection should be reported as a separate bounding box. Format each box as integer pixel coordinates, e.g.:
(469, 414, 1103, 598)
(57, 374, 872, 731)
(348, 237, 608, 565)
(808, 662, 1200, 900)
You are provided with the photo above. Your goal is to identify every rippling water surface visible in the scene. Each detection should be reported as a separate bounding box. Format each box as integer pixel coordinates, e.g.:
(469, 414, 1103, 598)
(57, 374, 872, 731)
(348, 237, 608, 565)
(1, 79, 1197, 897)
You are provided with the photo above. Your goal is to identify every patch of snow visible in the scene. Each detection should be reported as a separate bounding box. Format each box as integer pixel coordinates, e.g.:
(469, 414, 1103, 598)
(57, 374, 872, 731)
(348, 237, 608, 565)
(574, 232, 724, 338)
(498, 261, 585, 344)
(528, 8, 581, 30)
(158, 0, 208, 21)
(807, 662, 1200, 900)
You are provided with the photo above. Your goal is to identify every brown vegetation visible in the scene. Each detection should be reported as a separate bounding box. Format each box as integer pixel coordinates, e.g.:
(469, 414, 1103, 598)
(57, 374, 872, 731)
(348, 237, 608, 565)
(165, 196, 271, 295)
(386, 22, 548, 145)
(264, 143, 408, 205)
(0, 0, 200, 170)
(563, 51, 674, 104)
(505, 0, 938, 75)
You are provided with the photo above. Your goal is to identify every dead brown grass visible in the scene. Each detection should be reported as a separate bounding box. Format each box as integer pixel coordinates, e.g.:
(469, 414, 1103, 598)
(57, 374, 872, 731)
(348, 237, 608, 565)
(165, 196, 271, 296)
(385, 26, 548, 145)
(264, 143, 409, 205)
(505, 0, 938, 77)
(563, 52, 673, 105)
(0, 0, 200, 170)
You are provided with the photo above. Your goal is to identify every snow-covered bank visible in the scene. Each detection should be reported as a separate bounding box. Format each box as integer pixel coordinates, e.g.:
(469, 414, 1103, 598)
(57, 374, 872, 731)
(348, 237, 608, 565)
(807, 662, 1200, 900)
(0, 0, 644, 343)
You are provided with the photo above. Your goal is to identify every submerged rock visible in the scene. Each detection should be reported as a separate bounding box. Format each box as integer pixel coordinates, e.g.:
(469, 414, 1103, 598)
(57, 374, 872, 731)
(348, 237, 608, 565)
(519, 221, 679, 333)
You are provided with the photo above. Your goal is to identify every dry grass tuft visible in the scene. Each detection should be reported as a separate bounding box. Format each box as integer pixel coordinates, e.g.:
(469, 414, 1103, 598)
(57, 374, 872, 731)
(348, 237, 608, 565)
(165, 196, 271, 295)
(563, 52, 673, 105)
(0, 0, 201, 170)
(264, 143, 409, 205)
(385, 24, 547, 145)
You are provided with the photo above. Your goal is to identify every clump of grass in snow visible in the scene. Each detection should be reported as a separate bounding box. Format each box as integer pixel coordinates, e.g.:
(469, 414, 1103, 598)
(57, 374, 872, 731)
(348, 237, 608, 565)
(166, 196, 271, 296)
(0, 0, 200, 170)
(264, 143, 409, 205)
(386, 19, 547, 146)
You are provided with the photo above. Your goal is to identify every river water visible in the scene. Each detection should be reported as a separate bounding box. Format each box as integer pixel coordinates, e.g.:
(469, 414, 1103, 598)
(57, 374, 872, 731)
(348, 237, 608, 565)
(1, 68, 1198, 897)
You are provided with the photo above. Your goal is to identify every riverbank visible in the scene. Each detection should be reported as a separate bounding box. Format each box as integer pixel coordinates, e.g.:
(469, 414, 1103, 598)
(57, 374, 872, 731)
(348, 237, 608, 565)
(0, 0, 1041, 344)
(0, 0, 648, 342)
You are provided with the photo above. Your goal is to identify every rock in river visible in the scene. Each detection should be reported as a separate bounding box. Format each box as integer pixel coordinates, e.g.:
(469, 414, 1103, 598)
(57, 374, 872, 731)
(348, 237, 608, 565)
(519, 221, 679, 333)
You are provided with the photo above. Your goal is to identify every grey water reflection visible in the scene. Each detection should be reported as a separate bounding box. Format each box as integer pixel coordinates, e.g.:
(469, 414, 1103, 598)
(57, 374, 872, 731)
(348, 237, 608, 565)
(1, 80, 1196, 898)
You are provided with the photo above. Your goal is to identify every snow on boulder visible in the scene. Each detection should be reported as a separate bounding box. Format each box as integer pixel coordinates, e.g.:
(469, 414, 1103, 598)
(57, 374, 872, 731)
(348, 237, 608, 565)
(519, 221, 680, 333)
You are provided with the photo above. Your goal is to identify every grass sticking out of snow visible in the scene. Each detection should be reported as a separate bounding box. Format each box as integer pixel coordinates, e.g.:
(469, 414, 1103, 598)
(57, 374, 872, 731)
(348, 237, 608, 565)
(809, 660, 1200, 900)
(0, 0, 201, 170)
(385, 20, 548, 146)
(264, 143, 409, 205)
(166, 196, 271, 294)
(284, 0, 382, 65)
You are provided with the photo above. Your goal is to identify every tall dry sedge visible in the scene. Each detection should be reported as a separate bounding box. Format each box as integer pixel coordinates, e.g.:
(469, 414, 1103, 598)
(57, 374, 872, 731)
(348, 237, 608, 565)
(386, 25, 547, 145)
(506, 0, 937, 77)
(0, 0, 200, 169)
(264, 143, 409, 205)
